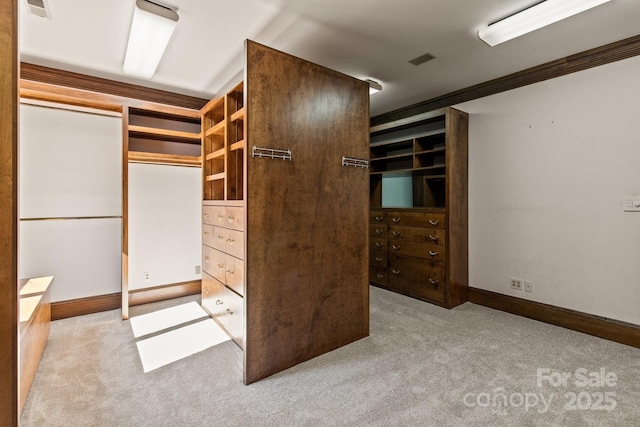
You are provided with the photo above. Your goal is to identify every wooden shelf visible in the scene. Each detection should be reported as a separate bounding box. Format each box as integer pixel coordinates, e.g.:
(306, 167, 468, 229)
(128, 125, 201, 143)
(370, 153, 413, 162)
(128, 151, 201, 167)
(415, 147, 446, 156)
(206, 148, 226, 161)
(370, 168, 415, 176)
(206, 172, 225, 182)
(205, 121, 225, 136)
(230, 107, 245, 122)
(230, 140, 245, 151)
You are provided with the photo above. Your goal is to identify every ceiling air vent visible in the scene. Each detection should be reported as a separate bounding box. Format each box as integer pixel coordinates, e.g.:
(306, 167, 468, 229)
(24, 0, 52, 19)
(408, 52, 436, 66)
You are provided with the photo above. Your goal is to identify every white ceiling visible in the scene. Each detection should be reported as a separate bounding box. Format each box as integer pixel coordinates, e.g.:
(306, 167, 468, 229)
(19, 0, 640, 117)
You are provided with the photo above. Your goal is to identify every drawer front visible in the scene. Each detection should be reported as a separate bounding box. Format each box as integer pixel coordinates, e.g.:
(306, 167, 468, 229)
(388, 226, 445, 246)
(224, 229, 244, 260)
(370, 237, 386, 252)
(216, 287, 244, 346)
(212, 226, 226, 252)
(203, 205, 225, 226)
(225, 207, 245, 231)
(201, 272, 225, 316)
(203, 246, 226, 283)
(388, 255, 445, 304)
(370, 250, 387, 267)
(225, 254, 245, 296)
(388, 240, 445, 261)
(370, 211, 387, 224)
(202, 224, 215, 248)
(370, 266, 388, 285)
(387, 211, 445, 229)
(369, 224, 387, 238)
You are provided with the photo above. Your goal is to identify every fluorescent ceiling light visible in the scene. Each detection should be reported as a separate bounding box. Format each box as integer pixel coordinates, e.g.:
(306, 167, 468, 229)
(365, 79, 382, 95)
(478, 0, 611, 47)
(123, 0, 179, 78)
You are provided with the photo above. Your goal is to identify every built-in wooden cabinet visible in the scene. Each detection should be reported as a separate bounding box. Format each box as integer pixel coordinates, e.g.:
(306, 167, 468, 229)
(369, 107, 468, 308)
(200, 40, 370, 384)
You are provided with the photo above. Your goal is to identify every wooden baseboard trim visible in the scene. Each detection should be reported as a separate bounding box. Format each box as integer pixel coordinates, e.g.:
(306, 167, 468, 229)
(128, 280, 201, 307)
(468, 287, 640, 349)
(51, 293, 121, 321)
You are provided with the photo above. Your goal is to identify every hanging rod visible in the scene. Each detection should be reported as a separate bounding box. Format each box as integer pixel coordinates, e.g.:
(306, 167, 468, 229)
(252, 146, 292, 161)
(342, 156, 369, 169)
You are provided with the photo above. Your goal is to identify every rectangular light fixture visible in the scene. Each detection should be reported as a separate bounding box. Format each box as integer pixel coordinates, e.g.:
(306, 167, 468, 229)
(478, 0, 611, 47)
(365, 79, 382, 95)
(123, 0, 179, 78)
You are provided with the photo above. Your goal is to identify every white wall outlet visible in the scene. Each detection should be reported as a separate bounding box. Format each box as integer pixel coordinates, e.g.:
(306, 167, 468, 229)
(623, 197, 640, 212)
(510, 278, 523, 291)
(524, 280, 533, 293)
(144, 271, 150, 281)
(195, 265, 201, 274)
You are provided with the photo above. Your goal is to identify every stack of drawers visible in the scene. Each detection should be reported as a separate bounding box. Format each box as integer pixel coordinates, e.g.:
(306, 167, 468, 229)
(202, 203, 245, 347)
(370, 210, 447, 306)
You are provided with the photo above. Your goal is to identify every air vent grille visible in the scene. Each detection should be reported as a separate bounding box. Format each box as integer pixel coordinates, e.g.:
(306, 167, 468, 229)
(409, 53, 436, 66)
(24, 0, 51, 19)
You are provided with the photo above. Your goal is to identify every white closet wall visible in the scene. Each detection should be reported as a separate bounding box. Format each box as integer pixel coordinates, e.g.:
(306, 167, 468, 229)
(19, 102, 122, 303)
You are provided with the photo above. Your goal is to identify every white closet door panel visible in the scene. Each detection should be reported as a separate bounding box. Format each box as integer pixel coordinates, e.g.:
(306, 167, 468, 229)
(19, 219, 122, 302)
(19, 103, 122, 218)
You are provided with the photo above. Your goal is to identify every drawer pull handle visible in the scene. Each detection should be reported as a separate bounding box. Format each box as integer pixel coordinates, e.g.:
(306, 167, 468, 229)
(227, 217, 235, 223)
(429, 219, 439, 226)
(428, 278, 439, 286)
(392, 269, 401, 275)
(204, 256, 209, 261)
(204, 213, 209, 219)
(217, 235, 224, 241)
(391, 217, 400, 223)
(375, 216, 384, 221)
(428, 250, 439, 257)
(226, 269, 234, 275)
(428, 235, 438, 242)
(215, 299, 223, 305)
(226, 309, 233, 315)
(375, 229, 384, 235)
(227, 239, 234, 244)
(375, 242, 384, 248)
(204, 231, 209, 235)
(217, 215, 224, 222)
(392, 244, 401, 250)
(392, 231, 400, 237)
(217, 263, 224, 270)
(203, 288, 209, 295)
(376, 273, 384, 279)
(375, 256, 384, 262)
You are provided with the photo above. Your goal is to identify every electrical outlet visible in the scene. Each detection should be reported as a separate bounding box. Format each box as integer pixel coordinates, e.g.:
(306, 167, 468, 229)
(195, 265, 201, 274)
(144, 271, 150, 281)
(524, 280, 533, 293)
(510, 278, 523, 291)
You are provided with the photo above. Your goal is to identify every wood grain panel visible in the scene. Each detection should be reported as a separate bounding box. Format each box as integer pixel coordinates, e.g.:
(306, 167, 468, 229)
(469, 287, 640, 349)
(122, 106, 130, 320)
(51, 293, 121, 321)
(0, 0, 19, 422)
(21, 63, 208, 110)
(245, 40, 369, 384)
(371, 34, 640, 127)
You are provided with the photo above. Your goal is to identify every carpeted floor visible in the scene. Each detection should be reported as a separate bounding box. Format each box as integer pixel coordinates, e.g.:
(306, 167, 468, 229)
(20, 286, 640, 426)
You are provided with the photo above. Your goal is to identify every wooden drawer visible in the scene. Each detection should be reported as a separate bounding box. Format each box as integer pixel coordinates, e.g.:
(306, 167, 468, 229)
(370, 266, 387, 285)
(203, 205, 225, 226)
(203, 246, 226, 283)
(370, 237, 386, 252)
(388, 239, 445, 261)
(370, 250, 387, 268)
(370, 211, 387, 224)
(388, 255, 445, 304)
(225, 207, 244, 231)
(202, 224, 215, 248)
(388, 226, 445, 246)
(224, 229, 244, 260)
(217, 286, 244, 347)
(201, 272, 225, 315)
(225, 254, 244, 296)
(212, 226, 226, 252)
(369, 224, 387, 238)
(387, 211, 445, 229)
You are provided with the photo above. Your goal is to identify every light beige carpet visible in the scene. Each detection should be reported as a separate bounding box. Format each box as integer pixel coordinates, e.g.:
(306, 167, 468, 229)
(20, 286, 640, 426)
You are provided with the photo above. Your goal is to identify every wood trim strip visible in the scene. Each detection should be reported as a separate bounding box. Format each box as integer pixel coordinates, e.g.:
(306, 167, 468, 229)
(128, 280, 201, 307)
(468, 287, 640, 349)
(51, 293, 121, 321)
(21, 62, 208, 111)
(371, 33, 640, 127)
(0, 0, 19, 422)
(128, 151, 202, 167)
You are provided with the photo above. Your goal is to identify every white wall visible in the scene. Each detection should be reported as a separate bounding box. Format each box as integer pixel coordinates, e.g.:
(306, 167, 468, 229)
(456, 55, 640, 325)
(128, 163, 202, 290)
